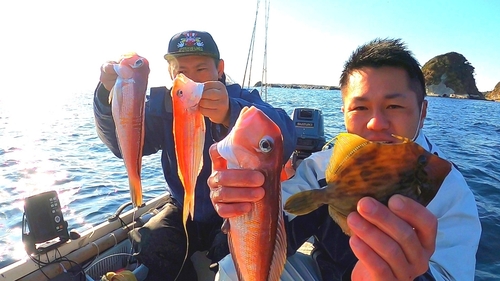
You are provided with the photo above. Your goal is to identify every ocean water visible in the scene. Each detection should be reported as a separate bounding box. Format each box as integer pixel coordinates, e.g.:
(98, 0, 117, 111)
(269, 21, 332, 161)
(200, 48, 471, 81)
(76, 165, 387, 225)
(0, 88, 499, 279)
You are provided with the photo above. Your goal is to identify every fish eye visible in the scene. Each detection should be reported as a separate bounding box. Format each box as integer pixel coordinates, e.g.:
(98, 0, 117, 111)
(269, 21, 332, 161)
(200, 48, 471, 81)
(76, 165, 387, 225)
(259, 137, 274, 153)
(133, 59, 144, 68)
(417, 155, 428, 167)
(176, 90, 183, 97)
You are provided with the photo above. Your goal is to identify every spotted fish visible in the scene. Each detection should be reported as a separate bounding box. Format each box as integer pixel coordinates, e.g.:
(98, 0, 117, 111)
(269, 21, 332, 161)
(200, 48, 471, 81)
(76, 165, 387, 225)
(284, 132, 452, 235)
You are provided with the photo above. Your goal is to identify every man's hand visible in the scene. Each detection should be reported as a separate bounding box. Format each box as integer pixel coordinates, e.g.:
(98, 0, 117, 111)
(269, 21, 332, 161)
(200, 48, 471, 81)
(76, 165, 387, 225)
(100, 62, 118, 91)
(347, 195, 437, 281)
(200, 81, 230, 127)
(207, 144, 265, 218)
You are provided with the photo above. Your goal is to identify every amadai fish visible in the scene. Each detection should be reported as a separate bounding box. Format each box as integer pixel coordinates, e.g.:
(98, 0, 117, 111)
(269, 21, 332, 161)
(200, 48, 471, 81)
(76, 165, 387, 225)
(284, 132, 452, 236)
(171, 73, 205, 227)
(110, 52, 149, 208)
(214, 106, 287, 281)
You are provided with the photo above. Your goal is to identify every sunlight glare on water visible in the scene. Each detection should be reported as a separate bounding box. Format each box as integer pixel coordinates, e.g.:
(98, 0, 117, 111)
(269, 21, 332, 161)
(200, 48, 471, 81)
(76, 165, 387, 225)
(0, 88, 499, 280)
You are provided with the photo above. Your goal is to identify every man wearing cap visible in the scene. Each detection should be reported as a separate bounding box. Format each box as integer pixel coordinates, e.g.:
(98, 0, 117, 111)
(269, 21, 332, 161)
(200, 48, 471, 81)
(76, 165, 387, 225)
(93, 30, 296, 280)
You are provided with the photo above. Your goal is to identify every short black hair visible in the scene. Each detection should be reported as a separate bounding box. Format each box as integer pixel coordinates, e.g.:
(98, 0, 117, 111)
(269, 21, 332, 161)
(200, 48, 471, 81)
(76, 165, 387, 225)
(339, 38, 426, 104)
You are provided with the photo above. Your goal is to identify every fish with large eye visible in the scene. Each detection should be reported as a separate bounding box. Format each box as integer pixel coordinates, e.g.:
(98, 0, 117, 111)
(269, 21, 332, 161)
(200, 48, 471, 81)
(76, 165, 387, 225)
(212, 106, 287, 280)
(109, 52, 150, 208)
(284, 132, 452, 236)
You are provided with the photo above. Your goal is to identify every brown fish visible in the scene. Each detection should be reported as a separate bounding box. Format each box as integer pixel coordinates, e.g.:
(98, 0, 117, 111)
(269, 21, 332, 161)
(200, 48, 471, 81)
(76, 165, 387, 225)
(214, 106, 287, 281)
(284, 132, 452, 235)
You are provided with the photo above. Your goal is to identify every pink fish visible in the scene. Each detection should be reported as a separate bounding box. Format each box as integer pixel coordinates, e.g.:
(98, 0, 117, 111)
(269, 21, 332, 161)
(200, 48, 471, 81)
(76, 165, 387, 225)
(110, 52, 149, 208)
(214, 106, 287, 281)
(171, 73, 205, 226)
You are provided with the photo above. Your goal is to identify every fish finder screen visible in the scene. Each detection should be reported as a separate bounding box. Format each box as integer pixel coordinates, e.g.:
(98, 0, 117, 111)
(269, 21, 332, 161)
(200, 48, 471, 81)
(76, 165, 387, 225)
(24, 191, 68, 243)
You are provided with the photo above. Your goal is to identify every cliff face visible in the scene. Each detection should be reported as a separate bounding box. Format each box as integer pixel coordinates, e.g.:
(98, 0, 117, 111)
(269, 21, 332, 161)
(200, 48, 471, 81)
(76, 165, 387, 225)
(485, 82, 500, 101)
(422, 52, 484, 99)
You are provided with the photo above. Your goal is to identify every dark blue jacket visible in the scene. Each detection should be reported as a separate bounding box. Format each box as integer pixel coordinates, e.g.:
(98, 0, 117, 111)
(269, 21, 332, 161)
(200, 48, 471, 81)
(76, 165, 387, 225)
(93, 82, 296, 223)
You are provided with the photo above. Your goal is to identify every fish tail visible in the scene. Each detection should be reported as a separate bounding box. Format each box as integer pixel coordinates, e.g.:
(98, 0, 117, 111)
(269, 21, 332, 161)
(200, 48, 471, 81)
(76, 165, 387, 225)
(173, 197, 190, 281)
(284, 189, 325, 215)
(129, 177, 143, 207)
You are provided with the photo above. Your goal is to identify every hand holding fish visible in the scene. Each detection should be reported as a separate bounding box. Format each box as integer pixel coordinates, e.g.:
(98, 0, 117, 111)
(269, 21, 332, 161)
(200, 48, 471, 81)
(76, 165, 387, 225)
(209, 106, 287, 280)
(109, 53, 150, 208)
(100, 62, 119, 92)
(348, 196, 437, 281)
(208, 147, 265, 218)
(282, 133, 448, 280)
(199, 81, 230, 126)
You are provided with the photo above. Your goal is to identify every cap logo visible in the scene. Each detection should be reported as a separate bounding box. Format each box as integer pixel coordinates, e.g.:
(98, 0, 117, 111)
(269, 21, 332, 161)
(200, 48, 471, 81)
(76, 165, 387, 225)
(177, 32, 204, 53)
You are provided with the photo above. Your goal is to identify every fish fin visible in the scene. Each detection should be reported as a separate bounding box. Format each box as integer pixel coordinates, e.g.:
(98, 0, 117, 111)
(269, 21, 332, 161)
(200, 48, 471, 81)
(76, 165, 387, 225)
(221, 219, 230, 234)
(284, 189, 325, 215)
(328, 133, 369, 176)
(183, 195, 192, 224)
(226, 230, 244, 281)
(269, 200, 287, 281)
(328, 205, 352, 236)
(108, 90, 113, 104)
(174, 201, 190, 281)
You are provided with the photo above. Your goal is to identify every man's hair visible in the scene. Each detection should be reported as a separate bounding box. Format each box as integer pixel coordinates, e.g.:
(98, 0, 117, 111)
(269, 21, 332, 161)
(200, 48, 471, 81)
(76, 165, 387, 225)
(339, 38, 426, 104)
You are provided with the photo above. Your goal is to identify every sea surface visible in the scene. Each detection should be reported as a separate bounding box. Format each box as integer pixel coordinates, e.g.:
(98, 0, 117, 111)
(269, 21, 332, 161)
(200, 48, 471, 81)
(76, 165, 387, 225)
(0, 88, 499, 279)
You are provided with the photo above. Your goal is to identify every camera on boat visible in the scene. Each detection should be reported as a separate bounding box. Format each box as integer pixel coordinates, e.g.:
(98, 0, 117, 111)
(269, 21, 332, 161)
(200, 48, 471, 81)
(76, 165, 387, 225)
(291, 108, 326, 169)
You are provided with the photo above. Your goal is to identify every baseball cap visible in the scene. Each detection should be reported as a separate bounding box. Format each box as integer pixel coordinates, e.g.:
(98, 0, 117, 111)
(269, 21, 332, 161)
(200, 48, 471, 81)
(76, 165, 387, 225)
(164, 30, 220, 61)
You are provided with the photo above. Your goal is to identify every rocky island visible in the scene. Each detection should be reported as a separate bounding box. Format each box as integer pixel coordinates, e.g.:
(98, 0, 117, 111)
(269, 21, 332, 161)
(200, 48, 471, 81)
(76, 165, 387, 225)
(250, 52, 499, 101)
(484, 82, 500, 101)
(422, 52, 484, 99)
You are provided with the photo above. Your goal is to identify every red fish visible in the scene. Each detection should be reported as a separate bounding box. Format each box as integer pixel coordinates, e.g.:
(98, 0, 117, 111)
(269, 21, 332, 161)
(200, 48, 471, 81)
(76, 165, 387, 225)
(110, 52, 149, 208)
(214, 106, 287, 281)
(171, 73, 205, 226)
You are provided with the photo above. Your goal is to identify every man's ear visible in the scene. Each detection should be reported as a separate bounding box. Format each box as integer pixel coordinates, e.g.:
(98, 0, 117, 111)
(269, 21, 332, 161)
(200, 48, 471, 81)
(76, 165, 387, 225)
(419, 100, 428, 129)
(168, 65, 175, 80)
(218, 59, 225, 79)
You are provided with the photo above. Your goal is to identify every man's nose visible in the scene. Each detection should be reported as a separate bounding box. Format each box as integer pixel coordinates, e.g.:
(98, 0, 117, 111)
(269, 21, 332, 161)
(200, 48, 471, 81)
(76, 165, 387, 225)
(366, 110, 390, 131)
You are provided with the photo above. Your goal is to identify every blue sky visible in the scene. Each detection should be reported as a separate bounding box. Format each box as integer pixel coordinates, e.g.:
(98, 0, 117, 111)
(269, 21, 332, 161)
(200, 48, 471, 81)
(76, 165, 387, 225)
(1, 0, 498, 99)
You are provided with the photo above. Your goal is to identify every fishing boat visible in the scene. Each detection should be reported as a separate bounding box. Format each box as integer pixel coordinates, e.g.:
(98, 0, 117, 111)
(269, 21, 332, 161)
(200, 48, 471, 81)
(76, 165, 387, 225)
(0, 0, 330, 279)
(0, 104, 325, 281)
(3, 193, 226, 281)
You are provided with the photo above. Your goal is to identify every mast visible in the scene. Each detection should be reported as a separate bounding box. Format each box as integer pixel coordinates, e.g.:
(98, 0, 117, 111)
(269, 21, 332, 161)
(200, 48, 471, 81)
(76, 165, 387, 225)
(242, 0, 270, 102)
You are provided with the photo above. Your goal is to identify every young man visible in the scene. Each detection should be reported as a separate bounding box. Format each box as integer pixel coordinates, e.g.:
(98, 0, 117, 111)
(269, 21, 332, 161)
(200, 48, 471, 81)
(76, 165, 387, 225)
(208, 38, 481, 280)
(93, 30, 296, 281)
